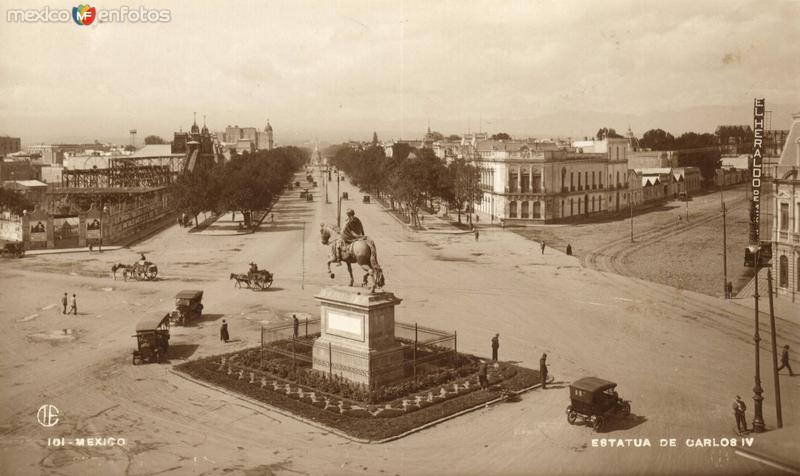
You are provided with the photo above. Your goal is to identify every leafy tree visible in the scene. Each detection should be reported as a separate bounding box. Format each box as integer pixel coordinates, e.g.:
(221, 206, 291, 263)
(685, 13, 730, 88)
(144, 135, 166, 145)
(0, 188, 34, 215)
(427, 131, 445, 141)
(490, 132, 512, 141)
(124, 145, 136, 152)
(676, 148, 721, 185)
(596, 128, 623, 140)
(447, 134, 462, 141)
(372, 131, 379, 146)
(443, 158, 483, 224)
(639, 129, 675, 150)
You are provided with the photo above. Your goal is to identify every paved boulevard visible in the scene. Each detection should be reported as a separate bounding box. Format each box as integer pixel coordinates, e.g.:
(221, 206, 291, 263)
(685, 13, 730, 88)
(0, 172, 798, 475)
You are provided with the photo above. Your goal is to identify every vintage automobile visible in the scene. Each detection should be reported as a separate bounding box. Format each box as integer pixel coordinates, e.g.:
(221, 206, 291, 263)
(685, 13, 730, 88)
(299, 189, 308, 198)
(306, 192, 313, 201)
(566, 377, 631, 432)
(342, 192, 349, 200)
(171, 289, 204, 325)
(132, 314, 170, 364)
(362, 195, 370, 204)
(1, 242, 25, 258)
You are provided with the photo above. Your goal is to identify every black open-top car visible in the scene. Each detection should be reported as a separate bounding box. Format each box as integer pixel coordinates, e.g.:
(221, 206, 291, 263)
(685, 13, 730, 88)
(132, 314, 170, 364)
(566, 377, 631, 432)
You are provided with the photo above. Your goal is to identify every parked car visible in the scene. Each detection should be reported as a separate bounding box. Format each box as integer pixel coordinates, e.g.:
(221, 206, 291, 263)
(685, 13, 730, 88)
(171, 290, 204, 325)
(1, 242, 25, 258)
(362, 195, 370, 204)
(566, 377, 631, 432)
(132, 314, 170, 364)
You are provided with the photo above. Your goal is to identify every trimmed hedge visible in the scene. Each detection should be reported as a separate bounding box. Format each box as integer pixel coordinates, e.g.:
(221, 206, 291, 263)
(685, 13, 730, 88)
(175, 349, 540, 441)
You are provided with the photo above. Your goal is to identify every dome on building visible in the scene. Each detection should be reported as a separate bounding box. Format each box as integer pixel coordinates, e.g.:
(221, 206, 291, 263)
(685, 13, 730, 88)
(265, 120, 273, 132)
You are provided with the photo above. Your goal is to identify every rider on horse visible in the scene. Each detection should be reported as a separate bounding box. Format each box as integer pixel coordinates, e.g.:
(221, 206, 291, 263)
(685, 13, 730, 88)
(337, 209, 366, 263)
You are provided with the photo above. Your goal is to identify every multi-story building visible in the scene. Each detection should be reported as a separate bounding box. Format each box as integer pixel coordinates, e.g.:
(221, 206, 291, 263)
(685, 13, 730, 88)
(772, 112, 800, 298)
(470, 139, 630, 223)
(0, 136, 21, 157)
(25, 144, 64, 165)
(222, 120, 274, 152)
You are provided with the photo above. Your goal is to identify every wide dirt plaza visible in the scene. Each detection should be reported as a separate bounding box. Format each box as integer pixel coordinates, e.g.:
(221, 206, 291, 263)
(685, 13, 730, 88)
(1, 175, 798, 476)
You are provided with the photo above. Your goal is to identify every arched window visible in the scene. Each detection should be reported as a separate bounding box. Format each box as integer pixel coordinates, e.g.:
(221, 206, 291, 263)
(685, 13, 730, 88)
(616, 171, 620, 187)
(779, 255, 788, 288)
(571, 172, 574, 191)
(509, 201, 517, 218)
(561, 168, 567, 191)
(592, 196, 595, 212)
(592, 172, 596, 189)
(797, 257, 800, 291)
(577, 173, 581, 190)
(533, 201, 541, 218)
(521, 201, 530, 219)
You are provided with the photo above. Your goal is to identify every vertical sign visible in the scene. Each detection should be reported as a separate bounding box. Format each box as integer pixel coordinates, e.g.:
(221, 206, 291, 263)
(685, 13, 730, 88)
(749, 98, 765, 244)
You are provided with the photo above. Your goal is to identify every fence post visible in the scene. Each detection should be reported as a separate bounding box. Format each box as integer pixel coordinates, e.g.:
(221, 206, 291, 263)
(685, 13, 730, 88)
(453, 330, 458, 370)
(413, 322, 418, 382)
(328, 342, 333, 377)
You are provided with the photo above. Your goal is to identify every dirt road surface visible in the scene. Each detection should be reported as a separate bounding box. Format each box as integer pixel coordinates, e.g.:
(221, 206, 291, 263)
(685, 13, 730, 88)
(1, 174, 798, 476)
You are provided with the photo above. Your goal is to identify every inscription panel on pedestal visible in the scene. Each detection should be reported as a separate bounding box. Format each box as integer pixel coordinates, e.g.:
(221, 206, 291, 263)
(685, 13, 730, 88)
(325, 309, 364, 342)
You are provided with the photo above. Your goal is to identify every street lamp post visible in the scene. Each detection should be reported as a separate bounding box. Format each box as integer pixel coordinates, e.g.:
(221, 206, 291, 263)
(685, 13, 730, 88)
(748, 244, 765, 433)
(336, 169, 341, 228)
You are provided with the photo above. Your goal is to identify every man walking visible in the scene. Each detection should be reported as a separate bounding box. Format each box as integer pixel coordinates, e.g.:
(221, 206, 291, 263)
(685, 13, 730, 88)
(61, 293, 68, 314)
(293, 314, 300, 338)
(68, 294, 77, 315)
(474, 229, 480, 241)
(733, 395, 747, 433)
(540, 353, 549, 389)
(541, 242, 546, 255)
(491, 334, 500, 362)
(778, 345, 794, 376)
(478, 360, 489, 389)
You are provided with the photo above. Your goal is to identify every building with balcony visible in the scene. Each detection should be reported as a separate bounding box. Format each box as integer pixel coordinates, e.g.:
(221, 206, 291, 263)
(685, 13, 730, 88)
(772, 112, 800, 298)
(471, 143, 630, 223)
(0, 136, 21, 157)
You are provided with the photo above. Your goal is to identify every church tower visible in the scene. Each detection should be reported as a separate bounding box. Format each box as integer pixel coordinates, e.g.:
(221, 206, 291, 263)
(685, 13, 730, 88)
(265, 119, 274, 150)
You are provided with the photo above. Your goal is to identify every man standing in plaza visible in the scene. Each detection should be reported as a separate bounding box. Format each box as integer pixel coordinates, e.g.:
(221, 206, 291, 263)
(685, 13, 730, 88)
(68, 293, 77, 315)
(541, 241, 546, 255)
(733, 395, 747, 433)
(474, 228, 479, 241)
(61, 293, 68, 314)
(478, 360, 489, 389)
(540, 353, 549, 389)
(220, 320, 229, 343)
(491, 334, 500, 361)
(778, 345, 794, 376)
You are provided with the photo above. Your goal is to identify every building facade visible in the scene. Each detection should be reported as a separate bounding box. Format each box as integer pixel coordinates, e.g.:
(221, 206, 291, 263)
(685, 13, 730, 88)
(772, 112, 800, 299)
(0, 136, 21, 157)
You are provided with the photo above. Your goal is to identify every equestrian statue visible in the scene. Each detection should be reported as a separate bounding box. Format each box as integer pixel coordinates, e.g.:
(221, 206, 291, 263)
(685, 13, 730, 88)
(320, 208, 385, 292)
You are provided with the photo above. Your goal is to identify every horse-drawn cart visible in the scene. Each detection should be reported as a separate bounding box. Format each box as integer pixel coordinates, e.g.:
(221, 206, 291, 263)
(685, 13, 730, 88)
(230, 265, 274, 290)
(1, 242, 25, 258)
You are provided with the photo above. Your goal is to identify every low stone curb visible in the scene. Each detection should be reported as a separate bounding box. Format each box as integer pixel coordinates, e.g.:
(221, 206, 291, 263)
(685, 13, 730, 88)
(169, 367, 544, 444)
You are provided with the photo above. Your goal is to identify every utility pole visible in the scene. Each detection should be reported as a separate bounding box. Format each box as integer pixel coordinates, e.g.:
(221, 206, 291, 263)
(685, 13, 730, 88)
(766, 268, 783, 428)
(629, 199, 634, 242)
(751, 246, 765, 433)
(685, 199, 689, 222)
(301, 221, 305, 290)
(336, 169, 341, 228)
(325, 166, 330, 204)
(721, 182, 728, 298)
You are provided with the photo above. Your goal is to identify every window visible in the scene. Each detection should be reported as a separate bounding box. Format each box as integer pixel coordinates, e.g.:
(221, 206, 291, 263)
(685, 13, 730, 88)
(779, 255, 788, 288)
(570, 199, 574, 215)
(797, 257, 800, 291)
(571, 172, 574, 191)
(780, 203, 789, 231)
(577, 173, 581, 190)
(521, 201, 530, 219)
(561, 168, 567, 191)
(509, 201, 517, 218)
(533, 201, 541, 219)
(592, 171, 596, 189)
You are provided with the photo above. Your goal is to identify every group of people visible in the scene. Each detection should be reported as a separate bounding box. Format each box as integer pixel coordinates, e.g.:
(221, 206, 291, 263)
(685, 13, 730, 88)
(60, 292, 78, 315)
(480, 333, 549, 390)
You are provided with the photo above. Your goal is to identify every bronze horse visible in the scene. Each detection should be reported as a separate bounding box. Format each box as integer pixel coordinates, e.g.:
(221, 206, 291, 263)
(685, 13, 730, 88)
(320, 224, 385, 292)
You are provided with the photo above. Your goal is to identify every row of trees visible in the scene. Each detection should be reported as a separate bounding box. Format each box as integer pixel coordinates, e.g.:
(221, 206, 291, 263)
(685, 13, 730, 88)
(173, 146, 308, 226)
(638, 128, 721, 184)
(331, 145, 482, 226)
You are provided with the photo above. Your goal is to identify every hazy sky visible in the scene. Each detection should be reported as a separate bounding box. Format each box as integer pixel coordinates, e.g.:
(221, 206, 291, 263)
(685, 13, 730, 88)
(1, 0, 798, 144)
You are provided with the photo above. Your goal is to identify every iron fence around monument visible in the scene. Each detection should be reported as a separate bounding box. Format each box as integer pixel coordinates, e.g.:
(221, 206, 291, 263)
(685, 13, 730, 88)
(259, 319, 461, 389)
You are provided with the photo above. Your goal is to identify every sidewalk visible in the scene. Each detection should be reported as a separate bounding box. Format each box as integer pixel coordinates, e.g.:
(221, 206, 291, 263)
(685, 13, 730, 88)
(733, 266, 799, 321)
(26, 246, 123, 256)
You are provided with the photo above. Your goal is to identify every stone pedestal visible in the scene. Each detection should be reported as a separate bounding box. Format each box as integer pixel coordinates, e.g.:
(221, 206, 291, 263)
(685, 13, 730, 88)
(312, 286, 406, 388)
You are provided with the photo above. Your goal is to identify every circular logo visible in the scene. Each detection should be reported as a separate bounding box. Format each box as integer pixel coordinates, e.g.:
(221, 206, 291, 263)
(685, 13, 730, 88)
(72, 5, 96, 26)
(36, 404, 59, 427)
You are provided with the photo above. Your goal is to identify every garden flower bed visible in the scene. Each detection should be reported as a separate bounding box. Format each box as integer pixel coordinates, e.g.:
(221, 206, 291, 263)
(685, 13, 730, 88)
(175, 347, 540, 441)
